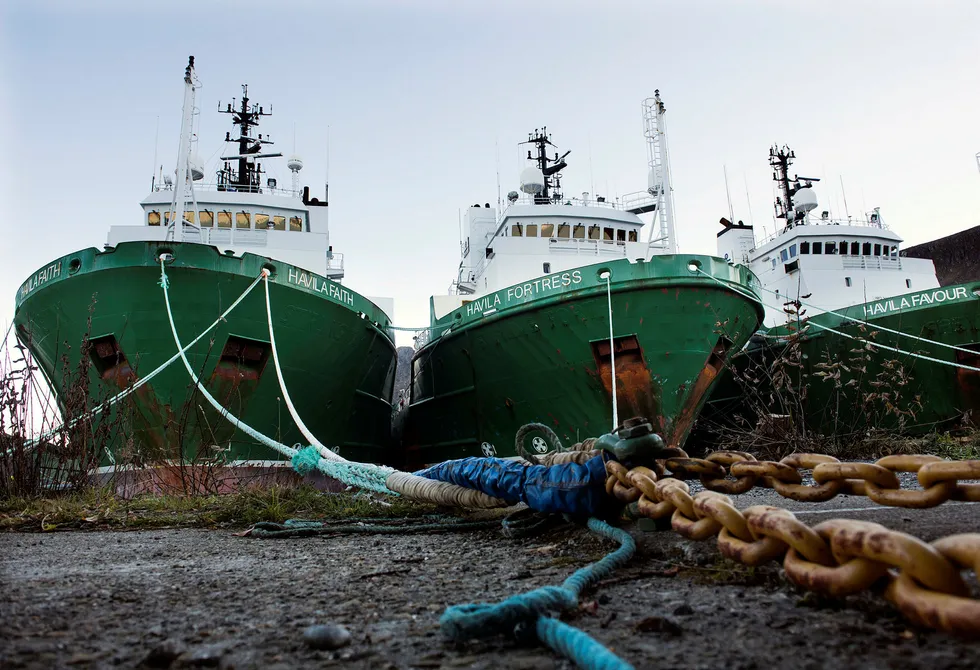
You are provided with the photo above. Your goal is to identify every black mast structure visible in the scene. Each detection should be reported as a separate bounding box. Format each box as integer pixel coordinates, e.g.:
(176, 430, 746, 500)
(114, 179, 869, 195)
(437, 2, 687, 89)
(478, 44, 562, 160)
(522, 127, 570, 205)
(770, 144, 819, 229)
(217, 85, 282, 193)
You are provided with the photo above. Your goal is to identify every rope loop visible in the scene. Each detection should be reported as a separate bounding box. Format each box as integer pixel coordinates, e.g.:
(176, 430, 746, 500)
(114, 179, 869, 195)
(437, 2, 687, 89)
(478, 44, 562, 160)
(441, 586, 576, 640)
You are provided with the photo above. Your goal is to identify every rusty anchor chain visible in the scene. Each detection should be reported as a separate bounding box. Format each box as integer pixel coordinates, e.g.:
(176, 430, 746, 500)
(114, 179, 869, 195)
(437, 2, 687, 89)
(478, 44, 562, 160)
(604, 451, 980, 636)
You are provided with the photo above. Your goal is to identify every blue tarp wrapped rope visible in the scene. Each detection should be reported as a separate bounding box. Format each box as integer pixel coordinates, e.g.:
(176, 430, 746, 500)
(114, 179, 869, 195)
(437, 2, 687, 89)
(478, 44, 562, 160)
(440, 517, 636, 670)
(414, 454, 613, 517)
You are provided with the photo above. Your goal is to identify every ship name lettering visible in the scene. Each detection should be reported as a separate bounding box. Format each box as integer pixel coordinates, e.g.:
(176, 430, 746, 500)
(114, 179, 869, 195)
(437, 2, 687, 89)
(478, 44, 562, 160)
(288, 267, 355, 306)
(862, 287, 968, 317)
(504, 270, 582, 303)
(19, 261, 63, 298)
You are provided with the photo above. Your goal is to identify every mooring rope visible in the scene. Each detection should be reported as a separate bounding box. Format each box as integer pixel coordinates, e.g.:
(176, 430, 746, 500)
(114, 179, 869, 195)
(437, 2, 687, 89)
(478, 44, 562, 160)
(694, 268, 980, 373)
(748, 277, 980, 356)
(6, 267, 268, 456)
(158, 261, 508, 508)
(441, 517, 635, 670)
(603, 272, 619, 432)
(262, 275, 346, 463)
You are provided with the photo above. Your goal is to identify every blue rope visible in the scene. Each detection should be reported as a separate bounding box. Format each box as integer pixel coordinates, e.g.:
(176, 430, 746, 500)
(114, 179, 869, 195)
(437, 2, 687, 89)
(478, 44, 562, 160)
(440, 517, 635, 670)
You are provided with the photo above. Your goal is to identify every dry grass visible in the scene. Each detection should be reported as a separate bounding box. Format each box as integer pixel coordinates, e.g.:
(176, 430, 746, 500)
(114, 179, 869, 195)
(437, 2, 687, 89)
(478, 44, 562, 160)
(0, 484, 441, 532)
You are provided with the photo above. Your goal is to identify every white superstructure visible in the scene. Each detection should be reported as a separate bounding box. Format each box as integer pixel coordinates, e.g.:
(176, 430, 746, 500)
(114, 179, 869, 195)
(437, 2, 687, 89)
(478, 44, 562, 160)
(106, 57, 343, 280)
(432, 98, 677, 321)
(716, 146, 939, 327)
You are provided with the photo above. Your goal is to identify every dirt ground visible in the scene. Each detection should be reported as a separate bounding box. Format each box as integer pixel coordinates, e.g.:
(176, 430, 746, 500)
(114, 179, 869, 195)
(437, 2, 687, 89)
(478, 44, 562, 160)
(2, 505, 980, 670)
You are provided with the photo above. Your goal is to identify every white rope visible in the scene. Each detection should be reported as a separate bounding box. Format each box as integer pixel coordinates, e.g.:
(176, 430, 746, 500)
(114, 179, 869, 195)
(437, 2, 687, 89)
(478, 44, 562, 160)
(262, 275, 347, 463)
(8, 267, 268, 454)
(604, 273, 618, 432)
(694, 268, 980, 374)
(160, 261, 296, 461)
(748, 272, 978, 357)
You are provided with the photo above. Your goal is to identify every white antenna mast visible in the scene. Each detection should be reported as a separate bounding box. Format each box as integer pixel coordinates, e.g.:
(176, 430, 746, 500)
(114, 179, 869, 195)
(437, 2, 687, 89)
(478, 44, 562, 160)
(151, 115, 159, 191)
(723, 165, 735, 225)
(642, 90, 678, 256)
(169, 56, 199, 243)
(743, 175, 755, 226)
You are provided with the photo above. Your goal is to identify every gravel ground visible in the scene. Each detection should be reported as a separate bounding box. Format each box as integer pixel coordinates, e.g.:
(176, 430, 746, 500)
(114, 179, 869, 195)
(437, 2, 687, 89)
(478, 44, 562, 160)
(2, 497, 980, 670)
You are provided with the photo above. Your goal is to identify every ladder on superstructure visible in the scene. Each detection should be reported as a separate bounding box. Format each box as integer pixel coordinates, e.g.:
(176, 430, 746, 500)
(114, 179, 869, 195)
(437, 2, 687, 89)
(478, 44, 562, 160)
(643, 91, 678, 255)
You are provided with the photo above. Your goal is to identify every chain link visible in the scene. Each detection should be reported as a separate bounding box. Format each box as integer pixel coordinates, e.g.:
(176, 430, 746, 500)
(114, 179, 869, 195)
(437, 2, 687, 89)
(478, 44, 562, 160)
(609, 453, 980, 636)
(646, 450, 980, 509)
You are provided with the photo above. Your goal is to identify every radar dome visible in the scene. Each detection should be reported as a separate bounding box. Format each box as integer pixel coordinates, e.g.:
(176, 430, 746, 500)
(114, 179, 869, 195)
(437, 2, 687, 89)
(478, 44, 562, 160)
(189, 154, 205, 181)
(519, 166, 544, 195)
(793, 187, 818, 213)
(287, 155, 304, 172)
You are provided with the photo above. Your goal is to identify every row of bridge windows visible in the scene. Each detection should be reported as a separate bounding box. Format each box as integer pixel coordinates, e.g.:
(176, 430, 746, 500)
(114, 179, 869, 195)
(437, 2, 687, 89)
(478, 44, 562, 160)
(776, 240, 898, 264)
(147, 210, 305, 231)
(510, 222, 639, 242)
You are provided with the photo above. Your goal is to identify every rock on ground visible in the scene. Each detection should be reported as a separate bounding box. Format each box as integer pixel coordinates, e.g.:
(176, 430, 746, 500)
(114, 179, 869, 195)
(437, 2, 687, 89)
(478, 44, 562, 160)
(1, 523, 979, 669)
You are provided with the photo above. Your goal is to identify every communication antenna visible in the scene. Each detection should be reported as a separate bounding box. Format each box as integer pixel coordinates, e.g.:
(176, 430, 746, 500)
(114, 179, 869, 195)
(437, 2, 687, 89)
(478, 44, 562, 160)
(723, 165, 735, 228)
(839, 175, 851, 220)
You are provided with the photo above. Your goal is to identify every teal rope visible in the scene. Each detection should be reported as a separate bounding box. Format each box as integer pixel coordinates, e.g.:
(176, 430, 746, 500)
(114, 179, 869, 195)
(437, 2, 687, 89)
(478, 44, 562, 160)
(440, 517, 635, 670)
(249, 516, 500, 538)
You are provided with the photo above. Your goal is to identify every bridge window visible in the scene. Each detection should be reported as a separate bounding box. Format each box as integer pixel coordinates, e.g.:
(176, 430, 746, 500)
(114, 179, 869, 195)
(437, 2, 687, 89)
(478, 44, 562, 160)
(628, 230, 638, 242)
(573, 224, 586, 239)
(557, 223, 570, 238)
(511, 223, 523, 237)
(827, 242, 837, 254)
(588, 225, 601, 240)
(272, 215, 286, 231)
(837, 241, 846, 255)
(603, 227, 614, 241)
(255, 214, 270, 229)
(850, 241, 859, 255)
(617, 229, 626, 242)
(164, 211, 173, 225)
(199, 210, 214, 227)
(862, 242, 871, 255)
(874, 243, 882, 256)
(789, 244, 797, 258)
(148, 211, 161, 226)
(800, 241, 810, 254)
(845, 277, 852, 287)
(217, 211, 233, 228)
(540, 223, 554, 238)
(289, 216, 303, 232)
(526, 223, 538, 237)
(890, 246, 898, 256)
(780, 249, 788, 262)
(236, 212, 251, 229)
(812, 242, 822, 255)
(183, 211, 196, 223)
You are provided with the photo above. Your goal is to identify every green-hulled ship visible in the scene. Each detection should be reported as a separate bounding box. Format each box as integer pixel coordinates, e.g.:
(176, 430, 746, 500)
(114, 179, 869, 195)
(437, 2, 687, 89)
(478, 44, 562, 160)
(706, 145, 980, 437)
(13, 58, 397, 474)
(403, 95, 765, 467)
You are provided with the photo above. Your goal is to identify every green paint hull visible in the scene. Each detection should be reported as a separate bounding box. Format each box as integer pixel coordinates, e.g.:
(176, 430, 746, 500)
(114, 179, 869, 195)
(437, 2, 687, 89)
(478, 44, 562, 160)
(402, 256, 764, 467)
(704, 283, 980, 437)
(14, 242, 397, 466)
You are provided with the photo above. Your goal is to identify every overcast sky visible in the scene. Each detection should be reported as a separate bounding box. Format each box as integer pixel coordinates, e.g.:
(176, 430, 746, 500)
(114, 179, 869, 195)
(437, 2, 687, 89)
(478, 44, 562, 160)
(2, 0, 979, 345)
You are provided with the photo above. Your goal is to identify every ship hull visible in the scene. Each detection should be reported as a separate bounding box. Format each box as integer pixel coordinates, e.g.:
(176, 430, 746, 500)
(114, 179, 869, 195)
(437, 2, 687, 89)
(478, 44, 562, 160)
(703, 283, 980, 438)
(402, 256, 763, 467)
(14, 241, 397, 468)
